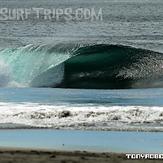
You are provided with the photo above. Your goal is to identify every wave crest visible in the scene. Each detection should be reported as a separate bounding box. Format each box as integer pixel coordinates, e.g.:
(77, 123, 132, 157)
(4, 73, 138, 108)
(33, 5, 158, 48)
(0, 43, 163, 89)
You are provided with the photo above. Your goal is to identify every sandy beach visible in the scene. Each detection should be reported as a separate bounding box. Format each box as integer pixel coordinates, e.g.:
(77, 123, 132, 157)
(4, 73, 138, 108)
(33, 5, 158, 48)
(0, 148, 162, 163)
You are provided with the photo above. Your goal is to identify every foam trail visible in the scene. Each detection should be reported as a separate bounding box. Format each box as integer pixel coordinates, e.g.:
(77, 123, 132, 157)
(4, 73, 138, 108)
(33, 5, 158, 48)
(0, 102, 163, 131)
(0, 60, 10, 87)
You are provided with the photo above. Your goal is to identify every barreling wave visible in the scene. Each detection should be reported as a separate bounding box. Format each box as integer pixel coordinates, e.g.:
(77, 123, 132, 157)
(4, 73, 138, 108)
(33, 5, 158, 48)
(0, 43, 163, 89)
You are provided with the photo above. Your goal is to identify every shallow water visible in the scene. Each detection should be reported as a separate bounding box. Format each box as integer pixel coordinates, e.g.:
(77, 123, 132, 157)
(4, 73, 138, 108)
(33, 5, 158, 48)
(0, 129, 163, 153)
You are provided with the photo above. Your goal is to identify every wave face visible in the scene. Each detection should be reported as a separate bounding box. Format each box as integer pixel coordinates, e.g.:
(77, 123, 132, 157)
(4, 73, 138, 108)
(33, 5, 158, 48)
(0, 60, 11, 87)
(61, 44, 163, 89)
(0, 43, 163, 89)
(0, 43, 79, 87)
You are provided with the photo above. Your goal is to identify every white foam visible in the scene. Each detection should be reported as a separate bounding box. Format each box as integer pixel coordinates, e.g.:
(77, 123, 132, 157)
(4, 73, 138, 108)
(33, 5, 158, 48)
(0, 44, 70, 87)
(0, 60, 11, 87)
(0, 58, 26, 88)
(0, 102, 163, 131)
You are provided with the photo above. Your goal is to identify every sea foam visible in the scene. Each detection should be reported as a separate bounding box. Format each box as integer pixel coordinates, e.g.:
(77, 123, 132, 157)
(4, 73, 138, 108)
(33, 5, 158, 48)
(0, 102, 163, 131)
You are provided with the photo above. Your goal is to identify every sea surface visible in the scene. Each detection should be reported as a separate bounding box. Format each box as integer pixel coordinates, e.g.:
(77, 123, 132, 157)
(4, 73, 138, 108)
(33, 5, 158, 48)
(0, 0, 163, 133)
(0, 87, 163, 131)
(0, 129, 163, 153)
(0, 0, 163, 52)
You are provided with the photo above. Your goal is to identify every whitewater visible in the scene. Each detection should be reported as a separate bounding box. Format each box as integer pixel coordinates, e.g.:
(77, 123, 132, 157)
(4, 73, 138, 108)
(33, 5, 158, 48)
(1, 102, 163, 131)
(0, 87, 163, 131)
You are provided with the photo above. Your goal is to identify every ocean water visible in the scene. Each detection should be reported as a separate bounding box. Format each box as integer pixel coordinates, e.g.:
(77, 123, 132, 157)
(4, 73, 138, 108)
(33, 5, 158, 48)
(1, 0, 163, 51)
(0, 87, 163, 131)
(0, 129, 163, 153)
(0, 0, 163, 133)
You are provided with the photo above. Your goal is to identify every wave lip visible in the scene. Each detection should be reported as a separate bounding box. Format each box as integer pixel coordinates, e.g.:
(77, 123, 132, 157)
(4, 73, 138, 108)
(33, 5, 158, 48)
(0, 102, 163, 131)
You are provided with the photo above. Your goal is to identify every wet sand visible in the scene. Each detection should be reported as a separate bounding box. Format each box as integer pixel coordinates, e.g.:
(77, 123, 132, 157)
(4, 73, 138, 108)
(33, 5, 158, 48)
(0, 148, 162, 163)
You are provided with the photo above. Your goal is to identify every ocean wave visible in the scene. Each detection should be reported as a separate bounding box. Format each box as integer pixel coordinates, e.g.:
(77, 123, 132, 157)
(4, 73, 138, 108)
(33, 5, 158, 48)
(0, 60, 10, 87)
(0, 43, 163, 89)
(0, 102, 163, 131)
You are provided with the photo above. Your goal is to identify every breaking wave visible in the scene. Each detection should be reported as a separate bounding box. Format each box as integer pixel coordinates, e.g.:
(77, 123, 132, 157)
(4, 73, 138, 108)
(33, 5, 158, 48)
(0, 60, 10, 87)
(0, 43, 163, 89)
(0, 102, 163, 131)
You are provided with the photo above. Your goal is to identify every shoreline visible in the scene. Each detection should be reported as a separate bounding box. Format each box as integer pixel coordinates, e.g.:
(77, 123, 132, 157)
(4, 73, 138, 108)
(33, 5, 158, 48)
(0, 127, 163, 132)
(0, 148, 162, 163)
